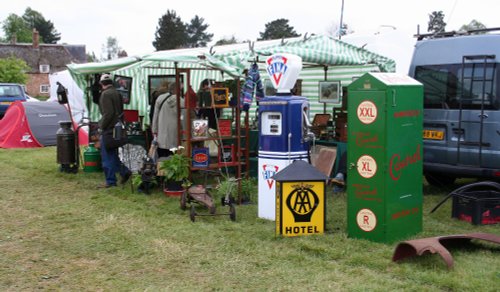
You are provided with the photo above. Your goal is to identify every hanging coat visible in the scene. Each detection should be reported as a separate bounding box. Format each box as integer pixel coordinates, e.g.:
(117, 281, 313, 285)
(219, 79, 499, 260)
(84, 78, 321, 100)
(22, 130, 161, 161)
(240, 63, 264, 111)
(152, 93, 183, 150)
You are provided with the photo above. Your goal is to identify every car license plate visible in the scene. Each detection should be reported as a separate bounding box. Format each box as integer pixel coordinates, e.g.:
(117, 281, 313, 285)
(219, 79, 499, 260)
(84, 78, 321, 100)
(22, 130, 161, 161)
(423, 130, 444, 140)
(0, 101, 12, 105)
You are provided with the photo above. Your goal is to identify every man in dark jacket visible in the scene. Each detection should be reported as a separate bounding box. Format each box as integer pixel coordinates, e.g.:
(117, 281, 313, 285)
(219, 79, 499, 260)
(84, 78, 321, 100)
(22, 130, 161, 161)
(98, 74, 131, 188)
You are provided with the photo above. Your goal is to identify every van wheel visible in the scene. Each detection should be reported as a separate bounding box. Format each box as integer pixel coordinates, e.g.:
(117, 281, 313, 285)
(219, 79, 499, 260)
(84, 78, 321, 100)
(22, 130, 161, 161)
(425, 172, 455, 187)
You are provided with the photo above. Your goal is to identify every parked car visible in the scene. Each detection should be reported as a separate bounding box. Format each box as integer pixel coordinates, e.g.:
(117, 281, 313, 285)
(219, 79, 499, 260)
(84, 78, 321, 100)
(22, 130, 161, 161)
(0, 83, 27, 118)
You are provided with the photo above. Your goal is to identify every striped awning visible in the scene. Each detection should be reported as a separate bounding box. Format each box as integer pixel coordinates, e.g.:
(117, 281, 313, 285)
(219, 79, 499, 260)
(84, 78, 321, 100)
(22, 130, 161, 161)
(67, 35, 395, 125)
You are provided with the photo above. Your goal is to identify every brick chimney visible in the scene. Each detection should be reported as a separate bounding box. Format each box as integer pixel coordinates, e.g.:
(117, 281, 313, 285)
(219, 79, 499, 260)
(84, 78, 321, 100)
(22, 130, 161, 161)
(32, 28, 39, 48)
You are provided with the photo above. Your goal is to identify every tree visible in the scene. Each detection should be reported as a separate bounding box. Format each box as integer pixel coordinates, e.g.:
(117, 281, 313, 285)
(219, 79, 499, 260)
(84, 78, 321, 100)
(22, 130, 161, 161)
(0, 56, 30, 84)
(101, 37, 122, 60)
(1, 8, 60, 44)
(117, 50, 128, 58)
(2, 13, 31, 43)
(214, 35, 239, 46)
(87, 52, 98, 63)
(22, 7, 61, 44)
(460, 20, 487, 33)
(186, 15, 213, 48)
(258, 18, 300, 41)
(152, 10, 187, 51)
(428, 11, 446, 33)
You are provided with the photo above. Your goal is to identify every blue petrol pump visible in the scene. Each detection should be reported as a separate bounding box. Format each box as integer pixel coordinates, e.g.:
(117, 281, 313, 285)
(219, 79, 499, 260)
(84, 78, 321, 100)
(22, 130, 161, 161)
(258, 54, 314, 220)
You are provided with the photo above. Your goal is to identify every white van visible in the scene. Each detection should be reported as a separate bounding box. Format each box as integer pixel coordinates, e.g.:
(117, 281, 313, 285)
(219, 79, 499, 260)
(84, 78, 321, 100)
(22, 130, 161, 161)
(408, 29, 500, 186)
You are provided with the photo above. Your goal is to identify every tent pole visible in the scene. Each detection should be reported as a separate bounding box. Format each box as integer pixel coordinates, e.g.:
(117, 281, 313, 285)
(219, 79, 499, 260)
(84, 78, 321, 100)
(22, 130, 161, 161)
(323, 66, 328, 114)
(339, 0, 345, 40)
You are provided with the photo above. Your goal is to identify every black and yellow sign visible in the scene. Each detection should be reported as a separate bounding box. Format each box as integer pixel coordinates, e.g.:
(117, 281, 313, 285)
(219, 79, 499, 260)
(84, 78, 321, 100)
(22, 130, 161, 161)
(276, 181, 325, 237)
(210, 87, 229, 108)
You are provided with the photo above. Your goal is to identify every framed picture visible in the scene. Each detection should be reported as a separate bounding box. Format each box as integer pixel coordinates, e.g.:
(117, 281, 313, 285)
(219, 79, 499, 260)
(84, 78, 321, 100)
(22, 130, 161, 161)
(114, 75, 132, 104)
(148, 75, 180, 105)
(192, 119, 208, 138)
(211, 87, 229, 108)
(319, 80, 341, 105)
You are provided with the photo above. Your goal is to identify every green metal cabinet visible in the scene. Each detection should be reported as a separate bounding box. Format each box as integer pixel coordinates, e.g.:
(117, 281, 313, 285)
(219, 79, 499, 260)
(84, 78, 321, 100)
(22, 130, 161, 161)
(347, 73, 423, 243)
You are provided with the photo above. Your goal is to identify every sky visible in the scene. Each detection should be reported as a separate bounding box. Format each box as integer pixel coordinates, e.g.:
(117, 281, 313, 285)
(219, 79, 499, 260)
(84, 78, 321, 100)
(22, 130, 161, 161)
(1, 0, 499, 58)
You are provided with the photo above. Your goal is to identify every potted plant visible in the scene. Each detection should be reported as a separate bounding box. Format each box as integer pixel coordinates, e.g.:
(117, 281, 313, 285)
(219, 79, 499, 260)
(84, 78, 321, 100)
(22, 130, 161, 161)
(159, 146, 191, 196)
(214, 176, 240, 205)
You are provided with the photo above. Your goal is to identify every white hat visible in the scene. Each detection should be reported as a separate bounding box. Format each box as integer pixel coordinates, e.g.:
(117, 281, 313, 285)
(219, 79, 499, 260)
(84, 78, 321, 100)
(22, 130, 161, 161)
(100, 74, 112, 83)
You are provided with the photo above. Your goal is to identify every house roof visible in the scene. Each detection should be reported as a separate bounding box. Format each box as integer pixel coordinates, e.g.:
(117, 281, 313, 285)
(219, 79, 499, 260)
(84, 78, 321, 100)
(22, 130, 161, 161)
(0, 43, 86, 73)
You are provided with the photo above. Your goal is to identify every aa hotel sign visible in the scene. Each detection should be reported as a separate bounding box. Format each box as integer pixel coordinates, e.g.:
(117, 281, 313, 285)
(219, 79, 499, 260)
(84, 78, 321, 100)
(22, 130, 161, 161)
(274, 160, 327, 238)
(276, 181, 325, 237)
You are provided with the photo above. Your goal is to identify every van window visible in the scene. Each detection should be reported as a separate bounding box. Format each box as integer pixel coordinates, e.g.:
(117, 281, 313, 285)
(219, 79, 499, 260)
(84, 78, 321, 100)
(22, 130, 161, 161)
(458, 66, 495, 107)
(415, 63, 500, 110)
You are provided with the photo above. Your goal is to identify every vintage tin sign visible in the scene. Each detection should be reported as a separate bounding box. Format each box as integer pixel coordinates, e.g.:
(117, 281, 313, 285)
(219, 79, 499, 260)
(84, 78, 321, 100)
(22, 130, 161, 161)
(192, 147, 209, 167)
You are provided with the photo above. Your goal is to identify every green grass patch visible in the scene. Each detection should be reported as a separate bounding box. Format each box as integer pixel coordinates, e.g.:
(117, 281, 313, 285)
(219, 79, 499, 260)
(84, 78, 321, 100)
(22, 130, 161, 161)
(0, 147, 498, 290)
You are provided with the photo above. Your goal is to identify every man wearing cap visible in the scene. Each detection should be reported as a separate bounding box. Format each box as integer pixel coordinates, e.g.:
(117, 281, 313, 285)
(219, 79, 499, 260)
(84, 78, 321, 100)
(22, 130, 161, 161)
(98, 74, 131, 188)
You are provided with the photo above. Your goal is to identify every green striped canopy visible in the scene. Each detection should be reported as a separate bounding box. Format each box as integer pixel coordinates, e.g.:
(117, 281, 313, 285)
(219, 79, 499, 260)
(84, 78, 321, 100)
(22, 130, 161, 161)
(214, 35, 395, 72)
(67, 56, 144, 121)
(67, 35, 395, 125)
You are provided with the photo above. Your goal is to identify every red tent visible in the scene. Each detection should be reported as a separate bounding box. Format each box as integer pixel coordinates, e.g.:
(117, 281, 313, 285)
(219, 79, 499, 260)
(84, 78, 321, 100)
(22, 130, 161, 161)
(0, 101, 88, 148)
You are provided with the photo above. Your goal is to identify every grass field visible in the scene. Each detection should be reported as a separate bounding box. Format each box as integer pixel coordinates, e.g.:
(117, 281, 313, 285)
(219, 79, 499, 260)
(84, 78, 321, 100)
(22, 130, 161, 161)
(0, 147, 499, 291)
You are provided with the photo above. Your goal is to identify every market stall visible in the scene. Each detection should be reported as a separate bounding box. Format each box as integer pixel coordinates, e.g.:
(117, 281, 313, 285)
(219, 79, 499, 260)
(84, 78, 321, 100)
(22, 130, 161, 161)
(65, 35, 396, 193)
